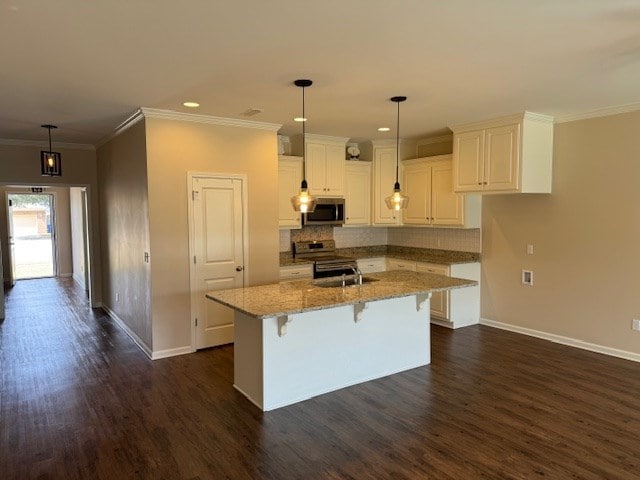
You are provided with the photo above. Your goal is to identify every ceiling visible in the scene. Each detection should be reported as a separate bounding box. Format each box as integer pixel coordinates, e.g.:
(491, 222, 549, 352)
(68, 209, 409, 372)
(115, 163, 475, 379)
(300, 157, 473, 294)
(2, 1, 640, 145)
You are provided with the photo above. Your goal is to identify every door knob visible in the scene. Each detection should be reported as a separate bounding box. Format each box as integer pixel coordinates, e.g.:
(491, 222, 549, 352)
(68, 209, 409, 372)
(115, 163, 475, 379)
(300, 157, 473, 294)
(236, 266, 244, 272)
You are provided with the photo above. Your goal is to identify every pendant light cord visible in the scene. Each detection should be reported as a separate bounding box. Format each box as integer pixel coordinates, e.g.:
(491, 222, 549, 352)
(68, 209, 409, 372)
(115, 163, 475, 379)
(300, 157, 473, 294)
(395, 100, 400, 185)
(48, 126, 52, 152)
(302, 85, 306, 183)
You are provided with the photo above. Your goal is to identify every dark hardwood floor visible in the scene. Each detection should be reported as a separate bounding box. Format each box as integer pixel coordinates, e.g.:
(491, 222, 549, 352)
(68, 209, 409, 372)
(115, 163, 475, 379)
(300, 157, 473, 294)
(1, 278, 639, 479)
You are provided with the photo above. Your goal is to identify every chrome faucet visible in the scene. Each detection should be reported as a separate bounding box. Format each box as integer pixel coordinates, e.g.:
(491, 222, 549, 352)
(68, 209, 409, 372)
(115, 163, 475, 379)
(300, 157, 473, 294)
(347, 266, 363, 285)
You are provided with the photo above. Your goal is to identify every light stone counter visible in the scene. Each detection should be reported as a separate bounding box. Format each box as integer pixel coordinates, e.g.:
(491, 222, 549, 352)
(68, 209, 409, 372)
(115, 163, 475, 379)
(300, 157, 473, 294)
(206, 270, 476, 319)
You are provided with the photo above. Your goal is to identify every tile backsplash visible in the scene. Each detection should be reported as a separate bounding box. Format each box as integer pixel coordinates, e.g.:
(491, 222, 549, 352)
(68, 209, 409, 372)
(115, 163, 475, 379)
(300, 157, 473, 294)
(280, 226, 480, 253)
(387, 227, 481, 253)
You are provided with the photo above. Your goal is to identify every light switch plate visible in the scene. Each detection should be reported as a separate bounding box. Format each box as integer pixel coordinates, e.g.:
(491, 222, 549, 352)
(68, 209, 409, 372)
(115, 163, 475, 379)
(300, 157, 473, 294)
(527, 244, 534, 255)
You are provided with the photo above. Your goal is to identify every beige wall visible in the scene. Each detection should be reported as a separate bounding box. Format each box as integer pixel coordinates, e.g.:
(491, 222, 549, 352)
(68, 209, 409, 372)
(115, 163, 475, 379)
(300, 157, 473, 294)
(0, 186, 72, 278)
(145, 118, 279, 352)
(481, 110, 640, 354)
(0, 144, 102, 304)
(97, 120, 152, 349)
(70, 187, 87, 289)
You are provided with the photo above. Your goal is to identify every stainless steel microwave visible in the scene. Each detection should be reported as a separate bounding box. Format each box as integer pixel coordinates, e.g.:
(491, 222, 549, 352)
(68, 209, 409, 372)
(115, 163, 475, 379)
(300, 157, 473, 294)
(302, 198, 345, 225)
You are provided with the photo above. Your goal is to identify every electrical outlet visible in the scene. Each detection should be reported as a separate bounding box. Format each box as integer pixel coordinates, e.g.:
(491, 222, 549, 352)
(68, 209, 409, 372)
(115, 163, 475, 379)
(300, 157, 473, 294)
(633, 319, 640, 332)
(527, 244, 534, 255)
(522, 270, 534, 286)
(115, 292, 120, 302)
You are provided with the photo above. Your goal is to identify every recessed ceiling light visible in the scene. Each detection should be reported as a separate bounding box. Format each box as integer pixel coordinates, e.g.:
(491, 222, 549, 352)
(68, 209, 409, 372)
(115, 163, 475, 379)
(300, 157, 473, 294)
(293, 117, 307, 122)
(378, 127, 390, 132)
(183, 101, 200, 108)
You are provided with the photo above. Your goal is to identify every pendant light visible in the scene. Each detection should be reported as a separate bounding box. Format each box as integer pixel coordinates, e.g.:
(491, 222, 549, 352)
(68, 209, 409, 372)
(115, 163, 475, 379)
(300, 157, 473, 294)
(290, 79, 316, 213)
(384, 96, 409, 211)
(40, 124, 62, 176)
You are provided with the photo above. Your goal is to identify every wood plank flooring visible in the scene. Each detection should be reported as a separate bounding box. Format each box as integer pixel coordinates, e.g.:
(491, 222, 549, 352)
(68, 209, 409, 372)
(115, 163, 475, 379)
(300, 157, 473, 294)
(1, 278, 639, 479)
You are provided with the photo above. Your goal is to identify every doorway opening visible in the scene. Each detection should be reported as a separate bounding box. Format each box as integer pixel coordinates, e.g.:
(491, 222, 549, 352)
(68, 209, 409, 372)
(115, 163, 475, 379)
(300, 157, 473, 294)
(8, 193, 57, 280)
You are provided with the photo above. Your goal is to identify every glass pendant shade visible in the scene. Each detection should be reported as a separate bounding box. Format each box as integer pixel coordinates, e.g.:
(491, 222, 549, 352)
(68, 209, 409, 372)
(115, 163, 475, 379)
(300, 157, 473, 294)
(385, 182, 409, 211)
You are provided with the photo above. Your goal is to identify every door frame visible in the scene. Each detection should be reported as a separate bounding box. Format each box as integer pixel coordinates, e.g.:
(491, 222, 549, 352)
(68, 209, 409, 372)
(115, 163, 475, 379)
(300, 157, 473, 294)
(5, 190, 59, 280)
(187, 172, 249, 351)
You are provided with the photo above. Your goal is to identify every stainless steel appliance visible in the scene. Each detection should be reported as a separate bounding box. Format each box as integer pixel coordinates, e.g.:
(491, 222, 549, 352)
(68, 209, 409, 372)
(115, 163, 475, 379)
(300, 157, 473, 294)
(302, 198, 345, 226)
(292, 240, 358, 279)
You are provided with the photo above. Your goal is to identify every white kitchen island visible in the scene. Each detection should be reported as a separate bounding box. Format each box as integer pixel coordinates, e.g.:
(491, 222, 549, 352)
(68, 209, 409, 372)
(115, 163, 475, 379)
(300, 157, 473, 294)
(206, 270, 476, 411)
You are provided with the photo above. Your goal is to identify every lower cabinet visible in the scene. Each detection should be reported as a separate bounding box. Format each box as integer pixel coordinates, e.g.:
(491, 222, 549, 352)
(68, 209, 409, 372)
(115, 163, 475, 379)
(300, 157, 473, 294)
(279, 264, 313, 281)
(387, 258, 480, 328)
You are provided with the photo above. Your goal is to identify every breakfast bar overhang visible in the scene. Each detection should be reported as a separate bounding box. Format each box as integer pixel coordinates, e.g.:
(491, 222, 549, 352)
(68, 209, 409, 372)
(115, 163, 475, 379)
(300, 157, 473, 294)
(206, 270, 476, 411)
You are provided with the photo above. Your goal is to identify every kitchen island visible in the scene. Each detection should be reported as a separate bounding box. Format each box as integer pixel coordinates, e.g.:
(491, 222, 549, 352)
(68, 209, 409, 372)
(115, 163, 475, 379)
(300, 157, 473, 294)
(206, 270, 476, 411)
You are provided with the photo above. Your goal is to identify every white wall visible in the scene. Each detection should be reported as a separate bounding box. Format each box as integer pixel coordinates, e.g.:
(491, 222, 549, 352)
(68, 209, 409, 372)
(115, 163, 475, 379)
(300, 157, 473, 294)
(70, 187, 87, 289)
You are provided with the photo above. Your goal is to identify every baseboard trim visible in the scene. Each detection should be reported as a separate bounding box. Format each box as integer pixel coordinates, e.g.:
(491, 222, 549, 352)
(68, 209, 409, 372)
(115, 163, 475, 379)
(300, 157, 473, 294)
(58, 273, 73, 278)
(480, 318, 640, 363)
(102, 305, 153, 360)
(151, 346, 195, 360)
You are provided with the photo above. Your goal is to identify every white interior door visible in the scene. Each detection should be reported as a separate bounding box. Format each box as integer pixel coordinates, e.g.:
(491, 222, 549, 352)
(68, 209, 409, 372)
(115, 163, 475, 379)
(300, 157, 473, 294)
(6, 196, 16, 287)
(191, 176, 245, 349)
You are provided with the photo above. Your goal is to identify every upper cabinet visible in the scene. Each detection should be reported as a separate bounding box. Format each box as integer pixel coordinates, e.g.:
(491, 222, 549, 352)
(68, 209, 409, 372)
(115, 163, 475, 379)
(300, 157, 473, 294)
(372, 142, 401, 225)
(402, 155, 480, 228)
(451, 112, 554, 194)
(344, 161, 371, 226)
(303, 134, 349, 197)
(278, 155, 302, 229)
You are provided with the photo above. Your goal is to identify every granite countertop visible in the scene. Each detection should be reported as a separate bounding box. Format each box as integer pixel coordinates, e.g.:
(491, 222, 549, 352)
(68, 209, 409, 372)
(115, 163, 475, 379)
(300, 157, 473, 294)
(279, 246, 480, 267)
(206, 270, 477, 319)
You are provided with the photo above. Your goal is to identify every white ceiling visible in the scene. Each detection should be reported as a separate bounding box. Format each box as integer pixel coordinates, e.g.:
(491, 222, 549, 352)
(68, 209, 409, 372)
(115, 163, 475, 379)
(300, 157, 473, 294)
(2, 1, 640, 145)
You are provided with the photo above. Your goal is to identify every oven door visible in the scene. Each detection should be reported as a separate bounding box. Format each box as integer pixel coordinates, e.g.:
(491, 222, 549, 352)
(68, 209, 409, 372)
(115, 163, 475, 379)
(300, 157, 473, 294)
(303, 198, 345, 225)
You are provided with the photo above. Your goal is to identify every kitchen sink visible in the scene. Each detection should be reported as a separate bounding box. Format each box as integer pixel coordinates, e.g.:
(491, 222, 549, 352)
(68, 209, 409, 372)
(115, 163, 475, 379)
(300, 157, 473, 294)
(313, 276, 379, 288)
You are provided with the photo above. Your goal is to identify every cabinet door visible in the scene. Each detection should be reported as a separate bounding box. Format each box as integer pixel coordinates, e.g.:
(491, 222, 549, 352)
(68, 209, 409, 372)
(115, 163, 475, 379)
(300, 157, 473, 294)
(402, 162, 432, 225)
(453, 130, 484, 192)
(431, 163, 464, 226)
(345, 163, 371, 225)
(357, 257, 386, 274)
(415, 263, 449, 320)
(484, 123, 520, 192)
(373, 147, 401, 225)
(306, 142, 327, 195)
(324, 144, 345, 196)
(278, 158, 302, 228)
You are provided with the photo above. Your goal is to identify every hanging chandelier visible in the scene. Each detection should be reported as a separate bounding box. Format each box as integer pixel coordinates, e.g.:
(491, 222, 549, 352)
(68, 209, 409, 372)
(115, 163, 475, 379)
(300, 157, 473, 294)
(385, 96, 409, 211)
(40, 124, 62, 176)
(290, 79, 317, 213)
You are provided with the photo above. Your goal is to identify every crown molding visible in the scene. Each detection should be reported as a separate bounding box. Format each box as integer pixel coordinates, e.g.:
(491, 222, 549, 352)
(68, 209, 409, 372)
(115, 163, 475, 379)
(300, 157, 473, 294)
(141, 107, 282, 131)
(416, 134, 453, 146)
(95, 109, 145, 149)
(555, 102, 640, 124)
(450, 111, 554, 133)
(0, 138, 95, 150)
(371, 139, 404, 147)
(302, 133, 351, 144)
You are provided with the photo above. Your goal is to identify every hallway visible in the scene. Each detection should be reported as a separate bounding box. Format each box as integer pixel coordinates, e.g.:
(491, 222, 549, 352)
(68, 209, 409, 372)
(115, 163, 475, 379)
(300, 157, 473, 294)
(1, 278, 640, 479)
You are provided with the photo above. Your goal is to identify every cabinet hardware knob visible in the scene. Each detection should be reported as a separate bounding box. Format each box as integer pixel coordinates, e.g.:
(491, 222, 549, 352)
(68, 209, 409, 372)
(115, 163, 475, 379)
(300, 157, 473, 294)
(236, 266, 244, 272)
(483, 181, 488, 185)
(478, 182, 482, 185)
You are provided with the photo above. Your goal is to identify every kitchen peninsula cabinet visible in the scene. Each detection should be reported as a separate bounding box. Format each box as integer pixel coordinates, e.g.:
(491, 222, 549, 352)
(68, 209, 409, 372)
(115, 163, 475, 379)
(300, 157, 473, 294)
(451, 112, 553, 194)
(303, 134, 349, 196)
(344, 161, 371, 225)
(372, 142, 401, 226)
(278, 156, 302, 228)
(402, 155, 480, 227)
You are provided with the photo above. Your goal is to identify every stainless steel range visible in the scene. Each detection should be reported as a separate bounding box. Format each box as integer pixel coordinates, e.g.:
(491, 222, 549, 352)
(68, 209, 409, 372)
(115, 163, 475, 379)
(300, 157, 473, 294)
(293, 240, 359, 279)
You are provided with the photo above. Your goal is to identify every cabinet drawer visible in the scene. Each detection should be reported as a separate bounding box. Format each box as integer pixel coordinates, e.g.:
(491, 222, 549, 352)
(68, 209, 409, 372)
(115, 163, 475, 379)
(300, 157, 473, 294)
(415, 262, 450, 276)
(357, 258, 386, 274)
(386, 259, 416, 271)
(279, 264, 313, 281)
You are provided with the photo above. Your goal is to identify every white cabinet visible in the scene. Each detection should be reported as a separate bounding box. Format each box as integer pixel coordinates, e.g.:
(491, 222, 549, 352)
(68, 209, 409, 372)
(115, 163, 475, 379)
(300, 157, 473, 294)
(344, 162, 371, 225)
(279, 264, 313, 281)
(386, 258, 416, 271)
(372, 143, 401, 225)
(278, 156, 302, 229)
(402, 155, 481, 228)
(451, 112, 553, 194)
(356, 257, 386, 274)
(304, 135, 348, 196)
